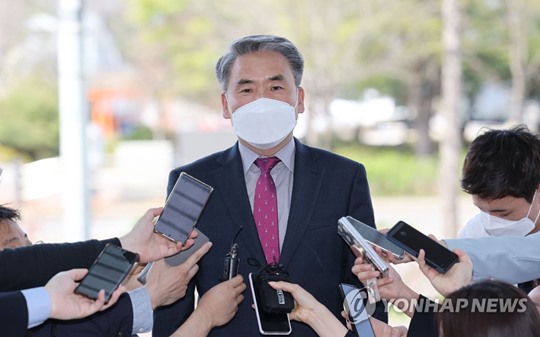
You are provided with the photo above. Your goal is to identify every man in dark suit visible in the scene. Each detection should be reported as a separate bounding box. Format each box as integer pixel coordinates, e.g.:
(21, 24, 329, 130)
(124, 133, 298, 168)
(153, 34, 385, 336)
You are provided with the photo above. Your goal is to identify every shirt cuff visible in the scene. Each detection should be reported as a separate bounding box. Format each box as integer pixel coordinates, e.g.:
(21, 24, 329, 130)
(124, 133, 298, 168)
(21, 287, 51, 328)
(129, 287, 153, 334)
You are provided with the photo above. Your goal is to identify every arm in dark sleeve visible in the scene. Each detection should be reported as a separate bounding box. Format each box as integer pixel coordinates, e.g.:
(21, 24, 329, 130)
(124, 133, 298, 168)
(0, 291, 28, 336)
(408, 295, 439, 337)
(0, 238, 120, 291)
(29, 292, 134, 337)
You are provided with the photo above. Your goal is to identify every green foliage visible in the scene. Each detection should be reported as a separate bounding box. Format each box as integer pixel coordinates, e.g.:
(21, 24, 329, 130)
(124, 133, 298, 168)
(121, 125, 153, 140)
(0, 77, 59, 161)
(335, 143, 440, 196)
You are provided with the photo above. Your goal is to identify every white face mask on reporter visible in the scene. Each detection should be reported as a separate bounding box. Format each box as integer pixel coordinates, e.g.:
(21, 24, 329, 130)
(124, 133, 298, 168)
(470, 191, 540, 237)
(231, 98, 297, 150)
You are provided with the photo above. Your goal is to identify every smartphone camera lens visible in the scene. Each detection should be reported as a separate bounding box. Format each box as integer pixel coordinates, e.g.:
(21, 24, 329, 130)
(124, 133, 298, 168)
(400, 231, 407, 237)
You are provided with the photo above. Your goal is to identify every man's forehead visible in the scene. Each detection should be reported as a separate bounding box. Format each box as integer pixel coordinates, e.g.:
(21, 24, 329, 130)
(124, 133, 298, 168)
(473, 194, 528, 212)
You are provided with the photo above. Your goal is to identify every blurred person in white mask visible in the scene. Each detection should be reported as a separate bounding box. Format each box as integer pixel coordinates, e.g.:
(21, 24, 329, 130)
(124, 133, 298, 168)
(458, 125, 540, 239)
(457, 124, 540, 293)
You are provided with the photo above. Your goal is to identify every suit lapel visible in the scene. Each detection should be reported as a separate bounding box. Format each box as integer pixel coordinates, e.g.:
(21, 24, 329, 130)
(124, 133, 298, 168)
(280, 141, 324, 266)
(211, 145, 267, 263)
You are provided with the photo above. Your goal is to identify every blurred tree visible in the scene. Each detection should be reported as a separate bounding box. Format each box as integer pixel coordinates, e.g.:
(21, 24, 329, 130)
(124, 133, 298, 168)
(0, 76, 59, 161)
(503, 0, 540, 123)
(122, 0, 447, 152)
(440, 0, 462, 238)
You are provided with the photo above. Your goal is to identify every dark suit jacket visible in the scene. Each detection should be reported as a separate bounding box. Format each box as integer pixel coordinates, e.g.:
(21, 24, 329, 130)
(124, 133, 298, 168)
(29, 293, 134, 337)
(0, 238, 120, 291)
(1, 290, 28, 337)
(154, 139, 385, 336)
(407, 295, 438, 337)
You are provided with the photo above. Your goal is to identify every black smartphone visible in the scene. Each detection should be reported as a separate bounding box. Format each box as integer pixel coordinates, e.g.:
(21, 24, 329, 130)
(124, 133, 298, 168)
(75, 243, 139, 303)
(386, 220, 458, 273)
(342, 216, 405, 260)
(249, 273, 292, 335)
(339, 283, 375, 337)
(154, 172, 213, 244)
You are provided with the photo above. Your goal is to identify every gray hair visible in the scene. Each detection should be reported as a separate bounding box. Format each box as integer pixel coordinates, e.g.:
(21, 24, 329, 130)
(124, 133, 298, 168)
(215, 35, 304, 91)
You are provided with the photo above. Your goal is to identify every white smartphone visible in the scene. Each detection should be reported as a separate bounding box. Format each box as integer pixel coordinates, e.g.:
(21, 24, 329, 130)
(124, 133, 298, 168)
(343, 216, 405, 260)
(249, 273, 292, 335)
(337, 217, 389, 277)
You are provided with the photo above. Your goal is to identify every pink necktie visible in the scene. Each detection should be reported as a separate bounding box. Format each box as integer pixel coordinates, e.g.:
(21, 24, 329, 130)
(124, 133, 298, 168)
(254, 157, 281, 264)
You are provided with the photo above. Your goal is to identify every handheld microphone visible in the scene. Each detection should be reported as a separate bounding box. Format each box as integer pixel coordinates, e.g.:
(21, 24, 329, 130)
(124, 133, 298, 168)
(222, 226, 243, 281)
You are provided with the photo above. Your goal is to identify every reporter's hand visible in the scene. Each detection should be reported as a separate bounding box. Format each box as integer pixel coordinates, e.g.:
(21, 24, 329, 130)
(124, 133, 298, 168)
(269, 281, 348, 337)
(146, 241, 212, 309)
(170, 275, 246, 337)
(417, 248, 472, 297)
(46, 269, 125, 320)
(351, 256, 419, 318)
(372, 229, 412, 265)
(371, 317, 408, 337)
(119, 207, 198, 263)
(352, 256, 399, 300)
(195, 275, 246, 327)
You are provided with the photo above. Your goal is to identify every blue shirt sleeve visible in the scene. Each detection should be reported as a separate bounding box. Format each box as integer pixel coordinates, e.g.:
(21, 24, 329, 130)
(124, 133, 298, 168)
(21, 287, 51, 328)
(129, 286, 153, 334)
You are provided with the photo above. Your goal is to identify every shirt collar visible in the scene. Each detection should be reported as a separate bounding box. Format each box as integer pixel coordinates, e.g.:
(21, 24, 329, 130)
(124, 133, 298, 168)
(238, 139, 295, 174)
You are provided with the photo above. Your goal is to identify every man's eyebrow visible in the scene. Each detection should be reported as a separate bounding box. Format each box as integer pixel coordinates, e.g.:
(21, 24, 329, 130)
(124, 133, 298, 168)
(233, 74, 286, 88)
(269, 74, 285, 81)
(3, 237, 19, 245)
(235, 79, 253, 86)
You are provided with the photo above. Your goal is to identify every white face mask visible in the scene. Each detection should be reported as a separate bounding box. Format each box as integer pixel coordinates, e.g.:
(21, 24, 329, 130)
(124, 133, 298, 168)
(231, 98, 297, 149)
(474, 192, 540, 237)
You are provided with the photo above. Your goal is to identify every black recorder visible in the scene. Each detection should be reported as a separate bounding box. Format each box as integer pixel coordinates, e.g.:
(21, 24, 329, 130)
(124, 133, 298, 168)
(255, 263, 294, 314)
(249, 263, 294, 335)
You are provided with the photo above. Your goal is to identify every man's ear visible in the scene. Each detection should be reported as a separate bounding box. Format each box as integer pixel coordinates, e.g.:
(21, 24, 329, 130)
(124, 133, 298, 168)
(221, 93, 231, 119)
(296, 87, 305, 114)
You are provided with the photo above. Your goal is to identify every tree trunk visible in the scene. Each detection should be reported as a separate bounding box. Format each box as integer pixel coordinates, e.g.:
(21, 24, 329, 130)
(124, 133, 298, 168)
(506, 0, 527, 123)
(440, 0, 462, 238)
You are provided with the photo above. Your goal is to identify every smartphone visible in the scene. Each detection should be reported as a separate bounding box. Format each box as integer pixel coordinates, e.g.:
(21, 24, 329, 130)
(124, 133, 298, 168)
(339, 283, 376, 337)
(338, 217, 389, 276)
(75, 243, 139, 303)
(386, 220, 458, 273)
(154, 172, 213, 244)
(249, 273, 292, 335)
(343, 216, 405, 260)
(165, 229, 210, 266)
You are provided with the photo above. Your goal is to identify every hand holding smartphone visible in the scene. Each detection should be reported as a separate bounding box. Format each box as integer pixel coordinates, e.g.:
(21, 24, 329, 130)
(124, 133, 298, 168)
(74, 244, 139, 304)
(386, 220, 458, 273)
(343, 216, 405, 260)
(154, 172, 213, 244)
(337, 217, 389, 277)
(249, 273, 292, 335)
(339, 283, 376, 337)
